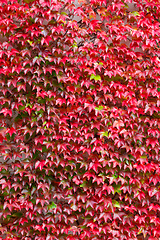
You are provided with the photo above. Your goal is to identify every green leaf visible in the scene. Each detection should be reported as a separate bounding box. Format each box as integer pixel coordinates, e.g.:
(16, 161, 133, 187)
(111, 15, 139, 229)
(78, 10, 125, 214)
(33, 150, 39, 159)
(138, 227, 143, 235)
(102, 131, 108, 137)
(48, 202, 57, 210)
(90, 85, 95, 89)
(124, 3, 128, 8)
(81, 226, 87, 229)
(72, 41, 78, 48)
(95, 106, 103, 111)
(42, 146, 48, 152)
(24, 0, 35, 2)
(27, 40, 33, 45)
(80, 181, 87, 188)
(12, 212, 23, 218)
(90, 74, 101, 81)
(113, 183, 121, 194)
(157, 88, 160, 92)
(107, 122, 112, 126)
(140, 155, 147, 159)
(131, 11, 140, 16)
(61, 12, 67, 15)
(112, 200, 120, 208)
(31, 199, 36, 204)
(19, 105, 25, 110)
(113, 173, 118, 179)
(26, 103, 32, 108)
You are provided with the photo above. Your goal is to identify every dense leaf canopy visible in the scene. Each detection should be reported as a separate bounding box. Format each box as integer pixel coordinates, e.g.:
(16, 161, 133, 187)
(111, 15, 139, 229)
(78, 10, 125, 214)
(0, 0, 160, 239)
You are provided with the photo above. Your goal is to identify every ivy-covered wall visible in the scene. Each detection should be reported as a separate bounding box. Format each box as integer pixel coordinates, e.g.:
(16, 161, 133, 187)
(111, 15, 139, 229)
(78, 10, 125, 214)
(0, 0, 160, 239)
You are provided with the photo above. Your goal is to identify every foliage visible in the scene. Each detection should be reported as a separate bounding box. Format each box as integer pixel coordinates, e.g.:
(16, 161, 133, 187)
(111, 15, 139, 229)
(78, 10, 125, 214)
(0, 0, 160, 239)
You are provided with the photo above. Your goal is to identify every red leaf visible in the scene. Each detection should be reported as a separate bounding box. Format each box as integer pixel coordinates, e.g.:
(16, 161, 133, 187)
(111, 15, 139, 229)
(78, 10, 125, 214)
(7, 127, 16, 136)
(35, 160, 45, 170)
(0, 108, 12, 117)
(146, 138, 158, 148)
